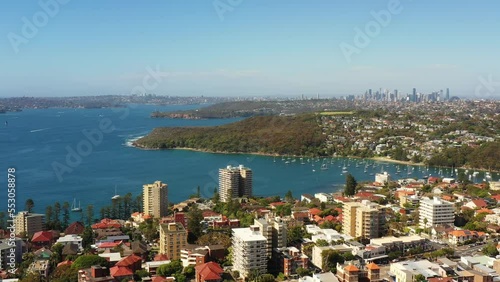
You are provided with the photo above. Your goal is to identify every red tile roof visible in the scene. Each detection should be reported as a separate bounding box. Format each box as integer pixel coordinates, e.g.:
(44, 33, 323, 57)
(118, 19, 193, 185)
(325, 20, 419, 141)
(115, 254, 142, 267)
(366, 262, 380, 270)
(195, 262, 223, 282)
(98, 241, 122, 249)
(309, 208, 321, 215)
(345, 265, 359, 272)
(152, 276, 169, 282)
(31, 231, 53, 242)
(57, 260, 73, 268)
(471, 199, 488, 208)
(110, 265, 133, 277)
(154, 254, 169, 261)
(476, 208, 493, 214)
(64, 221, 85, 235)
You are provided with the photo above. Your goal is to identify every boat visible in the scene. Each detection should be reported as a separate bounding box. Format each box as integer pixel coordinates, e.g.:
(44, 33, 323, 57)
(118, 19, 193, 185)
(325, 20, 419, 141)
(321, 163, 328, 171)
(112, 186, 120, 200)
(71, 198, 82, 212)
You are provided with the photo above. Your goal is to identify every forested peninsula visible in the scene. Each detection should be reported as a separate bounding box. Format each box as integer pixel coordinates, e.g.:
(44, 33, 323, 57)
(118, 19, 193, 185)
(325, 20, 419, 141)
(134, 114, 326, 156)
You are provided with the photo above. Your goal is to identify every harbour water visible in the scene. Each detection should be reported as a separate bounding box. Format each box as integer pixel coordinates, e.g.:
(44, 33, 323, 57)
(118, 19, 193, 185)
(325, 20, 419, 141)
(0, 104, 497, 215)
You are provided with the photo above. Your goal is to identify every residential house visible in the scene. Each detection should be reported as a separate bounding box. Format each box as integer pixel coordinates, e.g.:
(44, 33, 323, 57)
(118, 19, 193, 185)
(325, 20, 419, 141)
(195, 262, 224, 282)
(447, 230, 486, 245)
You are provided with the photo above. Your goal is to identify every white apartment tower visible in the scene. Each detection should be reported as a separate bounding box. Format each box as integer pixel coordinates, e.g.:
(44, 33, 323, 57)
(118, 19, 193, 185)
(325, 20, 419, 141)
(232, 226, 267, 278)
(143, 180, 168, 218)
(419, 197, 454, 228)
(219, 165, 253, 202)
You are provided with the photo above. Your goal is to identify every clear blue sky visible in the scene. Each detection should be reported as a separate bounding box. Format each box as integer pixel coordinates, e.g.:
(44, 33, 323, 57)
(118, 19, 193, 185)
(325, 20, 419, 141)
(1, 0, 499, 97)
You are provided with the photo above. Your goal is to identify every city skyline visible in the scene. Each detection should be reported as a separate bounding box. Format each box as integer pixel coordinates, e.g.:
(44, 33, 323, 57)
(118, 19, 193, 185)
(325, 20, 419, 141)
(1, 1, 500, 97)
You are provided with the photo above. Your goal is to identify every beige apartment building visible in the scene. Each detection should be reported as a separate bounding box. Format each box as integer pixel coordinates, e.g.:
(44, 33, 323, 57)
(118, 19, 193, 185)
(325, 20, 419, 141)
(14, 211, 45, 237)
(219, 165, 253, 202)
(159, 222, 187, 260)
(342, 201, 385, 239)
(143, 180, 168, 218)
(253, 217, 287, 258)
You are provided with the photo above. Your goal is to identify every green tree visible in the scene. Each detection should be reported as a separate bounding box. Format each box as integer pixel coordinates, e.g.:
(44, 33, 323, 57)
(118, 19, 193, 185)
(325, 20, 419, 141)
(62, 201, 70, 229)
(82, 226, 95, 249)
(157, 260, 183, 277)
(482, 243, 499, 257)
(322, 250, 345, 271)
(257, 274, 276, 282)
(316, 239, 329, 247)
(344, 173, 357, 196)
(296, 267, 311, 277)
(71, 255, 109, 270)
(135, 269, 150, 280)
(46, 205, 55, 228)
(285, 190, 294, 203)
(50, 243, 64, 269)
(86, 205, 94, 226)
(184, 265, 195, 278)
(287, 226, 305, 244)
(49, 264, 78, 282)
(54, 201, 61, 229)
(187, 206, 204, 239)
(414, 274, 426, 282)
(25, 199, 35, 213)
(213, 187, 219, 203)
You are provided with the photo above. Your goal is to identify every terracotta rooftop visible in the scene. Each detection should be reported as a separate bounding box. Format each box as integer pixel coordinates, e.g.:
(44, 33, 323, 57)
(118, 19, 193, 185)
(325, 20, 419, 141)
(345, 264, 359, 272)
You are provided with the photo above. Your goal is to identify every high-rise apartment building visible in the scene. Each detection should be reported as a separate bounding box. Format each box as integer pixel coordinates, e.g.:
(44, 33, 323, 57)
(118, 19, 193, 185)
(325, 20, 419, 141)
(232, 226, 267, 278)
(219, 165, 253, 202)
(342, 201, 385, 239)
(159, 222, 187, 260)
(253, 217, 287, 259)
(14, 211, 45, 237)
(143, 180, 168, 218)
(419, 197, 454, 228)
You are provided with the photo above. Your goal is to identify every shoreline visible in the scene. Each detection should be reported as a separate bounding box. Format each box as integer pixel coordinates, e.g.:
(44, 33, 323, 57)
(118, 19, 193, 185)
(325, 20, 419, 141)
(132, 143, 499, 174)
(369, 157, 424, 166)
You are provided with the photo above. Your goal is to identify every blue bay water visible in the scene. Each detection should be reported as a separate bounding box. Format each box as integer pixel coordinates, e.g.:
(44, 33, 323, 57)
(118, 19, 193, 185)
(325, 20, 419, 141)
(0, 104, 496, 217)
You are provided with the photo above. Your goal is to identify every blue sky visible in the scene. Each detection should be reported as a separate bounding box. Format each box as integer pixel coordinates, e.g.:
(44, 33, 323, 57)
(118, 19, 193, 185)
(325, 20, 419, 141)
(1, 0, 499, 97)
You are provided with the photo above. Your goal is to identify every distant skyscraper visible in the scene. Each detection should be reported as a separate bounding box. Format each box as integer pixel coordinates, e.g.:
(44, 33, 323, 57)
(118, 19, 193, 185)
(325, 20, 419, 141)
(219, 165, 253, 202)
(412, 88, 417, 102)
(446, 88, 450, 101)
(143, 180, 168, 218)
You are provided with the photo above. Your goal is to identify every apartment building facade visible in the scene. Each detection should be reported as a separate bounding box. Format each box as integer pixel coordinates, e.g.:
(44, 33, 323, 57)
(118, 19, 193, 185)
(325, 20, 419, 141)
(219, 165, 252, 202)
(143, 180, 168, 218)
(232, 226, 267, 278)
(159, 222, 187, 260)
(342, 201, 385, 239)
(419, 197, 454, 228)
(14, 211, 45, 237)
